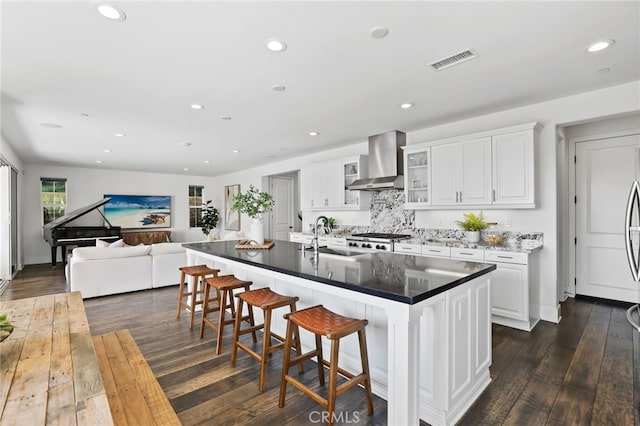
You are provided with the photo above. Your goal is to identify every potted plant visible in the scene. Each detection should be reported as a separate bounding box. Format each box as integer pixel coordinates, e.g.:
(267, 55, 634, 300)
(456, 211, 488, 243)
(200, 200, 220, 241)
(321, 217, 337, 233)
(231, 185, 274, 244)
(0, 313, 13, 343)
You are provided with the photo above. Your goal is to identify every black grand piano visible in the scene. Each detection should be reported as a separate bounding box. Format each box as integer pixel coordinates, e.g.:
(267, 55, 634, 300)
(43, 198, 121, 268)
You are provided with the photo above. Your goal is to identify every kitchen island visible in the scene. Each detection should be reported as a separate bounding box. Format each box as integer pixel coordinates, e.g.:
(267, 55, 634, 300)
(183, 240, 496, 426)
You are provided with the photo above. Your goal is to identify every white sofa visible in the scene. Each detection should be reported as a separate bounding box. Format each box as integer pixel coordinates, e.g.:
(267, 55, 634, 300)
(68, 242, 188, 298)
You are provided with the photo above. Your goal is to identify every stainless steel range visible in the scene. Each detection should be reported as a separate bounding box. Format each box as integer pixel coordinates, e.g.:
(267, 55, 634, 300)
(346, 233, 412, 252)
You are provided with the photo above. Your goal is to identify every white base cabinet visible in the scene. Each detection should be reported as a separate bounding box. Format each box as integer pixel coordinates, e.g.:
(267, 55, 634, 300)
(396, 244, 541, 332)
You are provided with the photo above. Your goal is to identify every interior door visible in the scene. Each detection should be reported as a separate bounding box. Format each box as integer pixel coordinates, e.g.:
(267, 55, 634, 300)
(576, 134, 640, 302)
(271, 176, 295, 241)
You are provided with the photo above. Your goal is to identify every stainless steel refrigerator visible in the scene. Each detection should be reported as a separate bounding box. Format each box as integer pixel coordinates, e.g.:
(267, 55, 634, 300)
(625, 181, 640, 331)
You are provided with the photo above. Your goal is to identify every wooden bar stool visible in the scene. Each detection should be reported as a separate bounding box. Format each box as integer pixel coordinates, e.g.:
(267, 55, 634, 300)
(231, 287, 303, 391)
(176, 264, 220, 329)
(201, 275, 254, 355)
(279, 305, 374, 426)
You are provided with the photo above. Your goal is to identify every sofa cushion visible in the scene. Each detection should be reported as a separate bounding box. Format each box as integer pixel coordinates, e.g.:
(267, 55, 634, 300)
(150, 242, 186, 255)
(96, 238, 125, 247)
(73, 246, 152, 260)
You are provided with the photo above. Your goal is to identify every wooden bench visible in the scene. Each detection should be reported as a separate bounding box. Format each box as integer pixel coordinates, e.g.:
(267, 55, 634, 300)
(93, 329, 181, 425)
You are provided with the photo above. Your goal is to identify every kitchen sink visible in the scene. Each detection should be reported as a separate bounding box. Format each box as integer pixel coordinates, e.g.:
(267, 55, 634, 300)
(299, 246, 367, 260)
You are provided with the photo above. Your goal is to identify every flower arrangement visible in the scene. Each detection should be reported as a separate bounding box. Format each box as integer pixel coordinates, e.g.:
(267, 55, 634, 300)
(231, 185, 274, 219)
(456, 211, 488, 231)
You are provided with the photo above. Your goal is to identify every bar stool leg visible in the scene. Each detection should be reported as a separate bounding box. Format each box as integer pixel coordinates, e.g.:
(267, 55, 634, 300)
(216, 288, 232, 355)
(291, 301, 304, 375)
(316, 334, 325, 386)
(176, 271, 186, 318)
(358, 329, 374, 415)
(326, 338, 340, 426)
(278, 318, 294, 408)
(199, 281, 211, 338)
(230, 296, 245, 367)
(189, 275, 200, 329)
(258, 308, 273, 391)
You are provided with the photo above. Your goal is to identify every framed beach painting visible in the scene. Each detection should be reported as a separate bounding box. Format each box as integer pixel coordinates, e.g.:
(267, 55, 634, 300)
(224, 184, 240, 231)
(103, 194, 171, 229)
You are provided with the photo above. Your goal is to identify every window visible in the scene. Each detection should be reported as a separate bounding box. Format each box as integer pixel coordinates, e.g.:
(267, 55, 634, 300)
(41, 177, 67, 225)
(189, 185, 204, 228)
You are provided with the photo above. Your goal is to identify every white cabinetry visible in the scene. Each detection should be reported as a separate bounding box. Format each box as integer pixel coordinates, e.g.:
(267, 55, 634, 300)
(403, 147, 431, 207)
(431, 137, 492, 206)
(484, 250, 539, 331)
(301, 155, 369, 210)
(402, 244, 540, 332)
(405, 122, 541, 209)
(492, 129, 535, 206)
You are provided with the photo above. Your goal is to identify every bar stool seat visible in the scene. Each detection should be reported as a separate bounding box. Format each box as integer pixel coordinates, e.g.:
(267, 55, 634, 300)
(231, 287, 303, 391)
(176, 264, 220, 329)
(279, 305, 373, 426)
(200, 275, 254, 355)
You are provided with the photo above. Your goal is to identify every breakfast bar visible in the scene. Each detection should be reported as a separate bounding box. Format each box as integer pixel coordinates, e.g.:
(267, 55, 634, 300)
(184, 240, 496, 425)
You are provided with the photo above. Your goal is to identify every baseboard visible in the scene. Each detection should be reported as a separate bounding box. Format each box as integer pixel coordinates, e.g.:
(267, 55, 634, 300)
(540, 304, 561, 323)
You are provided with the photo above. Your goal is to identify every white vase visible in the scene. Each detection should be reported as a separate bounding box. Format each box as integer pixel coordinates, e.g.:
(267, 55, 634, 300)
(466, 231, 480, 243)
(250, 218, 264, 245)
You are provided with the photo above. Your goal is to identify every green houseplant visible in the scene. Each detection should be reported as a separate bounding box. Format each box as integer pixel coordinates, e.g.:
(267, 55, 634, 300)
(200, 200, 220, 240)
(232, 185, 274, 244)
(456, 211, 488, 243)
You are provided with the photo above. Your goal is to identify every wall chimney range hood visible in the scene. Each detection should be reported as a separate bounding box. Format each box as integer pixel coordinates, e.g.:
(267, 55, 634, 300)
(348, 130, 406, 191)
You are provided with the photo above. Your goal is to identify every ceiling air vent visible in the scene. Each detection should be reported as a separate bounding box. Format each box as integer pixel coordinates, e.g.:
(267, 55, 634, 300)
(430, 49, 477, 71)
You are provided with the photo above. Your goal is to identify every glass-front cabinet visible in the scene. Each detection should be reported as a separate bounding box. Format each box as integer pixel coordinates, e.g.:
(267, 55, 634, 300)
(403, 146, 431, 207)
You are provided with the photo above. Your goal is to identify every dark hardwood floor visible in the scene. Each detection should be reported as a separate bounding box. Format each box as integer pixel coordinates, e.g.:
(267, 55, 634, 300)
(2, 264, 639, 425)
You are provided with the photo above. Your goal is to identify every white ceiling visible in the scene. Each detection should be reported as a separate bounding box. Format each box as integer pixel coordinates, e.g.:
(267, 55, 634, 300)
(2, 1, 639, 176)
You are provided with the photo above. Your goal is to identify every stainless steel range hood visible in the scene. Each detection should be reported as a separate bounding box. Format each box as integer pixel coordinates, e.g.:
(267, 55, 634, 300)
(348, 130, 406, 191)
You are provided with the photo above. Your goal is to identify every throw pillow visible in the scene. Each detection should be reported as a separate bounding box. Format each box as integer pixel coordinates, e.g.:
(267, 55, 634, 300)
(109, 239, 125, 248)
(95, 239, 110, 247)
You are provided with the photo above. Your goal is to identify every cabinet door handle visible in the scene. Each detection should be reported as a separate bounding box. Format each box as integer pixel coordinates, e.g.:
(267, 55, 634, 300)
(455, 191, 459, 203)
(428, 249, 441, 252)
(497, 255, 513, 259)
(492, 189, 496, 202)
(459, 252, 473, 256)
(459, 191, 462, 203)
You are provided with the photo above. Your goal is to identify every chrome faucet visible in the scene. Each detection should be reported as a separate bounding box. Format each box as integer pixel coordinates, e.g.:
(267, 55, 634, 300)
(312, 215, 329, 256)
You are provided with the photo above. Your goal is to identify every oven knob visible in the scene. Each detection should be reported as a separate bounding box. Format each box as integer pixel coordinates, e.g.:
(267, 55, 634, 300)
(375, 245, 381, 249)
(380, 246, 386, 250)
(364, 243, 370, 248)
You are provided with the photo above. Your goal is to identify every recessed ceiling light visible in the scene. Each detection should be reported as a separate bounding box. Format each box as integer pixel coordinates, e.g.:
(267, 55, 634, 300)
(103, 149, 111, 153)
(587, 39, 615, 53)
(220, 115, 232, 120)
(370, 26, 389, 39)
(95, 160, 103, 164)
(178, 142, 192, 147)
(183, 168, 189, 171)
(115, 132, 126, 137)
(265, 39, 287, 52)
(232, 150, 239, 153)
(272, 84, 286, 92)
(204, 160, 210, 164)
(190, 104, 204, 110)
(400, 102, 414, 109)
(94, 3, 126, 22)
(309, 131, 319, 136)
(40, 123, 62, 128)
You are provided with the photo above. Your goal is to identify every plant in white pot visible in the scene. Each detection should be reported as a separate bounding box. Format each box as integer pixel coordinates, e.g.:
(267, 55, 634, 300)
(456, 211, 488, 243)
(231, 185, 274, 245)
(200, 200, 220, 241)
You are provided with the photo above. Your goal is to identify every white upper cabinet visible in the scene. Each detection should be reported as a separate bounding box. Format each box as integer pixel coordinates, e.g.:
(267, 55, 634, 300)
(431, 137, 492, 206)
(404, 147, 431, 207)
(491, 129, 535, 206)
(301, 155, 369, 210)
(406, 122, 540, 209)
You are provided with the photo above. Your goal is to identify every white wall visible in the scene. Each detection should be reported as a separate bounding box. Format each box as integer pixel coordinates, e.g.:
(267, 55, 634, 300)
(22, 165, 216, 264)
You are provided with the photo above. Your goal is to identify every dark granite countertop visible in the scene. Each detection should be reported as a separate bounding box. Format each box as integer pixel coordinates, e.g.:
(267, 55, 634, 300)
(183, 240, 496, 305)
